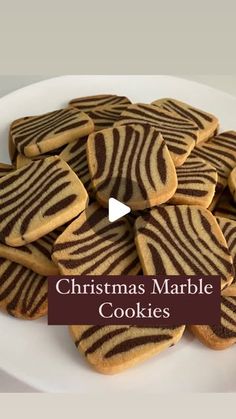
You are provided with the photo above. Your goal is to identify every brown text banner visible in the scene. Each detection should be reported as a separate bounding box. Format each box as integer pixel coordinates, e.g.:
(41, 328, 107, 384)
(48, 276, 221, 325)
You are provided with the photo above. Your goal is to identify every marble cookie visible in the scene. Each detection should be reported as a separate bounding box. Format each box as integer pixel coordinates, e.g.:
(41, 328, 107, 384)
(69, 324, 185, 374)
(0, 257, 47, 319)
(8, 123, 18, 164)
(169, 155, 217, 208)
(88, 106, 133, 131)
(69, 94, 131, 112)
(190, 296, 236, 349)
(213, 187, 236, 221)
(16, 145, 66, 169)
(192, 131, 236, 210)
(59, 137, 92, 193)
(217, 217, 236, 296)
(10, 108, 94, 157)
(0, 163, 15, 178)
(228, 167, 236, 202)
(135, 205, 234, 289)
(0, 230, 59, 276)
(114, 103, 199, 166)
(16, 154, 32, 169)
(87, 124, 177, 210)
(152, 98, 218, 143)
(52, 202, 141, 275)
(0, 156, 88, 246)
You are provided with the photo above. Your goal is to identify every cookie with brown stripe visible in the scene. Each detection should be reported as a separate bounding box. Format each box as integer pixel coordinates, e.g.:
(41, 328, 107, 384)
(169, 155, 217, 208)
(152, 98, 218, 143)
(87, 124, 177, 210)
(190, 296, 236, 349)
(69, 94, 131, 112)
(217, 217, 236, 296)
(16, 145, 66, 169)
(69, 94, 132, 131)
(10, 108, 94, 157)
(88, 105, 132, 131)
(213, 187, 236, 221)
(0, 257, 47, 319)
(0, 156, 88, 247)
(0, 230, 60, 276)
(59, 137, 92, 194)
(191, 131, 236, 210)
(16, 154, 32, 169)
(0, 163, 15, 178)
(135, 205, 234, 289)
(114, 103, 199, 166)
(52, 202, 141, 275)
(228, 167, 236, 203)
(70, 324, 185, 374)
(8, 122, 19, 164)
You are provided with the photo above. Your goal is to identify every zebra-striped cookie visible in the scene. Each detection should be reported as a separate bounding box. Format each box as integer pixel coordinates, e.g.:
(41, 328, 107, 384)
(228, 167, 236, 203)
(69, 94, 131, 112)
(114, 103, 199, 166)
(10, 108, 94, 157)
(8, 124, 18, 164)
(52, 202, 141, 275)
(0, 156, 88, 247)
(0, 163, 15, 178)
(69, 324, 185, 374)
(217, 217, 236, 296)
(16, 145, 66, 169)
(213, 187, 236, 221)
(60, 137, 92, 193)
(169, 155, 217, 207)
(190, 296, 236, 349)
(192, 131, 236, 209)
(88, 105, 132, 131)
(0, 230, 60, 276)
(0, 257, 47, 319)
(135, 205, 233, 289)
(16, 154, 32, 169)
(87, 124, 177, 210)
(152, 98, 218, 143)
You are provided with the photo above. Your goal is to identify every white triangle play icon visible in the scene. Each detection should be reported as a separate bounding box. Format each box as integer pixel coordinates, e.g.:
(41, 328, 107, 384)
(108, 198, 131, 222)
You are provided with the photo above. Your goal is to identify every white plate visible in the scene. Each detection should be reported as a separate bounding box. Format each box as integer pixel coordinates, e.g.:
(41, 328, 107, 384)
(0, 75, 236, 393)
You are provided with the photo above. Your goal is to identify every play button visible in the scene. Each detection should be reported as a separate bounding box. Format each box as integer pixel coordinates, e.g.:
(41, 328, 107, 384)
(108, 198, 131, 222)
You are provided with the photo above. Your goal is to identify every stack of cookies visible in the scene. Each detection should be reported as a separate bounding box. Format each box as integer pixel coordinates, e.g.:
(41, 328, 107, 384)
(1, 94, 236, 374)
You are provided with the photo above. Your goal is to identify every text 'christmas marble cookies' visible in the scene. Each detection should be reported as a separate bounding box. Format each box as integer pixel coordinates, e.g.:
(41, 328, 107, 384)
(0, 231, 59, 276)
(228, 167, 236, 203)
(217, 217, 236, 296)
(52, 202, 141, 275)
(152, 98, 218, 143)
(190, 296, 236, 349)
(69, 324, 185, 374)
(87, 124, 177, 210)
(10, 108, 94, 157)
(169, 155, 217, 208)
(213, 187, 236, 221)
(135, 205, 233, 289)
(0, 156, 88, 246)
(192, 131, 236, 209)
(59, 137, 92, 193)
(0, 257, 47, 319)
(0, 163, 14, 178)
(114, 103, 199, 166)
